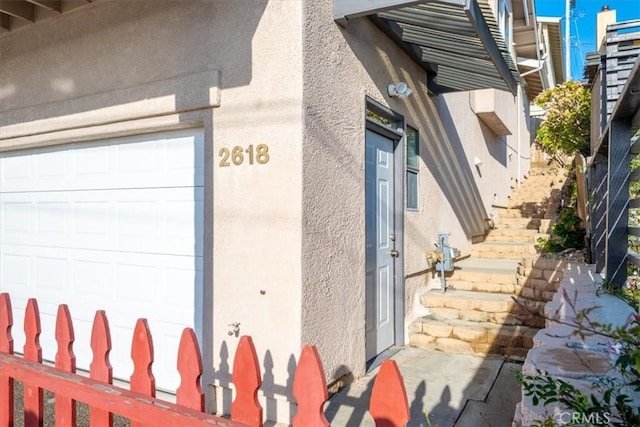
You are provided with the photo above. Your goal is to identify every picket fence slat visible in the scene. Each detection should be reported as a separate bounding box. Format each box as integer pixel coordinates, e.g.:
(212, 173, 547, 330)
(0, 293, 14, 427)
(130, 319, 155, 427)
(369, 360, 410, 427)
(292, 346, 329, 427)
(231, 336, 263, 427)
(0, 293, 412, 427)
(55, 304, 76, 427)
(24, 299, 43, 427)
(90, 310, 113, 427)
(176, 328, 205, 411)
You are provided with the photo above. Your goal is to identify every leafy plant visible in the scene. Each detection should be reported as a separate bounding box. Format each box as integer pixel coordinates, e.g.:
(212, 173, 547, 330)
(537, 208, 586, 253)
(534, 81, 591, 164)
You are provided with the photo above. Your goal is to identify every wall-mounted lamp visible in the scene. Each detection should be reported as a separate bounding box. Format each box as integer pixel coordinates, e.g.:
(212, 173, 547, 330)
(387, 82, 413, 98)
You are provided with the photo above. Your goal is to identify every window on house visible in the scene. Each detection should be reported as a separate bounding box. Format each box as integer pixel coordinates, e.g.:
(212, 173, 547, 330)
(406, 126, 419, 210)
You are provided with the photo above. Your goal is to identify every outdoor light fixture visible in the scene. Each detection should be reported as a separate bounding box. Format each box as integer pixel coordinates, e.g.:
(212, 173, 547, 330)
(387, 82, 413, 98)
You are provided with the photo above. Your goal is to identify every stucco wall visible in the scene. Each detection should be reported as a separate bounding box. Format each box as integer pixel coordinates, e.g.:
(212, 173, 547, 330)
(302, 0, 532, 383)
(0, 0, 303, 421)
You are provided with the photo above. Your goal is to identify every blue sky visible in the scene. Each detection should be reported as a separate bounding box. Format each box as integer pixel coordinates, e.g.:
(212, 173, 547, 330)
(535, 0, 640, 80)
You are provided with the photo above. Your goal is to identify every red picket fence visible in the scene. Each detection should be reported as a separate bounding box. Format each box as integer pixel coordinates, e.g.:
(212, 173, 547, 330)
(0, 293, 410, 426)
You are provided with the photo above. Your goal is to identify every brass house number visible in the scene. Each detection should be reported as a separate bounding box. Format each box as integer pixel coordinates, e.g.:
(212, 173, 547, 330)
(218, 144, 270, 167)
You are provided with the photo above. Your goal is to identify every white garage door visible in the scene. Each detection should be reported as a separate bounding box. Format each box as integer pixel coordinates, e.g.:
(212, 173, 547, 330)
(0, 129, 204, 392)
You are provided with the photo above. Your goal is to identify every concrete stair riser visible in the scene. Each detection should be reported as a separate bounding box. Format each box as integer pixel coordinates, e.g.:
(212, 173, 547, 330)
(484, 234, 536, 244)
(409, 317, 539, 358)
(494, 218, 541, 229)
(487, 229, 539, 237)
(447, 281, 515, 294)
(420, 291, 545, 327)
(448, 269, 516, 285)
(471, 251, 536, 260)
(496, 209, 545, 219)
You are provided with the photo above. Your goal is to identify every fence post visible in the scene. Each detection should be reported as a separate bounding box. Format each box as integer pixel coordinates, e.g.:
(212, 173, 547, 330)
(292, 345, 329, 427)
(231, 336, 263, 427)
(24, 299, 43, 427)
(90, 310, 113, 427)
(0, 293, 14, 427)
(55, 304, 76, 427)
(369, 360, 410, 427)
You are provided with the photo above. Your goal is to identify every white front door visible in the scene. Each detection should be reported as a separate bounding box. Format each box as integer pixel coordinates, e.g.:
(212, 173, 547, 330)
(0, 129, 204, 392)
(365, 129, 396, 360)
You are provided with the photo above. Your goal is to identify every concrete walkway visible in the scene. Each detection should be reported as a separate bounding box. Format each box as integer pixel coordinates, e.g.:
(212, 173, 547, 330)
(326, 347, 522, 427)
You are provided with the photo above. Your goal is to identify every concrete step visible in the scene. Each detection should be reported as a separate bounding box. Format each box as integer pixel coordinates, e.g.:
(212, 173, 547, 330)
(486, 228, 539, 238)
(494, 217, 541, 230)
(420, 289, 544, 327)
(409, 316, 539, 360)
(471, 242, 538, 260)
(495, 207, 545, 219)
(484, 232, 540, 244)
(447, 258, 517, 293)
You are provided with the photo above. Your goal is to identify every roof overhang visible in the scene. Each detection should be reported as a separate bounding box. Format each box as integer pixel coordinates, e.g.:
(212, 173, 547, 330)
(335, 0, 520, 95)
(0, 0, 93, 33)
(536, 17, 564, 84)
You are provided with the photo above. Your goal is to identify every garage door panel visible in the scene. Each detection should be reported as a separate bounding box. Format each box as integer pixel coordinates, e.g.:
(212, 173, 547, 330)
(73, 258, 112, 298)
(2, 199, 31, 232)
(37, 201, 69, 235)
(37, 149, 68, 183)
(0, 153, 32, 187)
(0, 129, 203, 392)
(2, 188, 201, 257)
(0, 130, 204, 192)
(75, 145, 110, 177)
(35, 256, 69, 293)
(1, 252, 30, 291)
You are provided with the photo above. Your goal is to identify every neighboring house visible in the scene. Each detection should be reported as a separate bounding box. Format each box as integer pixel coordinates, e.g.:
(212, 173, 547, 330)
(520, 15, 565, 165)
(584, 7, 640, 282)
(0, 0, 557, 422)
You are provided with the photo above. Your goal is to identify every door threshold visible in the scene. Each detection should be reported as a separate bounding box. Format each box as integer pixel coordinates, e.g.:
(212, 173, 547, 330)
(366, 346, 401, 373)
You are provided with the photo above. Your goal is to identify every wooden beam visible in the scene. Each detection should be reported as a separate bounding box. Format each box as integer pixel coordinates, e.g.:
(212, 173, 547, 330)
(0, 0, 35, 22)
(25, 0, 61, 12)
(0, 12, 10, 31)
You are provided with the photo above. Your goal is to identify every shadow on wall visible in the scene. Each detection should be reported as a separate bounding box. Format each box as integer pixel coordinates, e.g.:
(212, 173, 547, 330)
(0, 0, 269, 127)
(214, 341, 298, 423)
(341, 19, 489, 240)
(419, 95, 489, 238)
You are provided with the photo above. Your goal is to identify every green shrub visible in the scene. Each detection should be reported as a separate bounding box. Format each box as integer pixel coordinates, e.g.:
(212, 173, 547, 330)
(537, 208, 585, 253)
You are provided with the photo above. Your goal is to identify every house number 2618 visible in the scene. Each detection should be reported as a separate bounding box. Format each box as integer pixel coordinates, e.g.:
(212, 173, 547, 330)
(218, 144, 270, 167)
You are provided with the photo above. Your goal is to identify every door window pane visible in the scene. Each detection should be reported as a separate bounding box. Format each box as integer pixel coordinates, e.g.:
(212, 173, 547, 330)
(406, 127, 419, 168)
(406, 126, 419, 210)
(407, 170, 418, 210)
